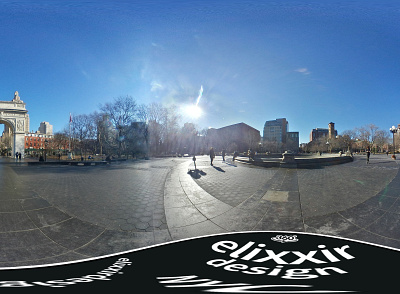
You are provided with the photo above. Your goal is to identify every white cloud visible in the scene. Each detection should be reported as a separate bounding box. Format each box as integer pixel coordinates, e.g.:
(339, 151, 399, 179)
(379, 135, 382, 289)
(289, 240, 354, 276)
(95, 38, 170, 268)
(151, 42, 164, 50)
(150, 81, 163, 92)
(295, 68, 311, 75)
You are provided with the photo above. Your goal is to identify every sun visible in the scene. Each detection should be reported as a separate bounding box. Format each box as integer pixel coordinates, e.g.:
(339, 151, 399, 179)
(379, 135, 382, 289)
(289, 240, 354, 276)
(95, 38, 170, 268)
(185, 104, 203, 119)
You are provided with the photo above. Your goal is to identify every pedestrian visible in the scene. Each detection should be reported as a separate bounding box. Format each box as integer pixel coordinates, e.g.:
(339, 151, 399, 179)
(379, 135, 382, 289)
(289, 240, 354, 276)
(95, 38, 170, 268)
(192, 155, 197, 170)
(386, 150, 389, 156)
(366, 147, 371, 164)
(222, 149, 226, 161)
(233, 151, 238, 162)
(18, 152, 21, 160)
(250, 149, 255, 161)
(209, 147, 215, 166)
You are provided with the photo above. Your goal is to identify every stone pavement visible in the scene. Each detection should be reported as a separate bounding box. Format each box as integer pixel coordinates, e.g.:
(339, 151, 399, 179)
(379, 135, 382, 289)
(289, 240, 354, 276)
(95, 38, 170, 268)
(0, 153, 400, 268)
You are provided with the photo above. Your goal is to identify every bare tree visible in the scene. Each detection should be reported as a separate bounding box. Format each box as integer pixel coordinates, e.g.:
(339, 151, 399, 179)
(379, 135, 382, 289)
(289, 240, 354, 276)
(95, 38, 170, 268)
(340, 130, 357, 152)
(70, 114, 94, 157)
(51, 132, 69, 154)
(366, 124, 379, 144)
(165, 106, 181, 154)
(100, 96, 138, 157)
(178, 123, 199, 155)
(373, 129, 390, 153)
(356, 126, 371, 150)
(136, 102, 182, 156)
(144, 103, 166, 155)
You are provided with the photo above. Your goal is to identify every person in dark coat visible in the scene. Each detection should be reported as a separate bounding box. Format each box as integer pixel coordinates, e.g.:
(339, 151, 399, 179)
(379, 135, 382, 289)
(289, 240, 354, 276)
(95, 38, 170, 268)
(366, 147, 371, 164)
(209, 147, 215, 166)
(233, 151, 238, 161)
(222, 149, 226, 161)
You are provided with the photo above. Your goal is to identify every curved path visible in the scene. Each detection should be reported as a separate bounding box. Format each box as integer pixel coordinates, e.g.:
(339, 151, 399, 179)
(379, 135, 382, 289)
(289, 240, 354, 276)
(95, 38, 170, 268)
(0, 154, 399, 267)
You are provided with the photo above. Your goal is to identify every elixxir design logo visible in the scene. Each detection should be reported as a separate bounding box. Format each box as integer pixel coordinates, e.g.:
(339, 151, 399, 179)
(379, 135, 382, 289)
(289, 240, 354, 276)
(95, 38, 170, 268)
(0, 231, 399, 293)
(271, 234, 299, 243)
(157, 234, 356, 292)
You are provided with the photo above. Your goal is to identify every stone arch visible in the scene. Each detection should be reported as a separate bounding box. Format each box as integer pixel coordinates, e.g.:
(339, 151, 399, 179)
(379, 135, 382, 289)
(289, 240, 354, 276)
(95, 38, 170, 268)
(0, 92, 29, 158)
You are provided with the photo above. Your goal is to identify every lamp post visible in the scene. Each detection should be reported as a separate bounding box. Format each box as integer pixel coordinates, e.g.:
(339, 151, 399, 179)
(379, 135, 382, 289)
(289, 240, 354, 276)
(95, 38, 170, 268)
(192, 130, 198, 170)
(326, 141, 331, 153)
(390, 126, 398, 156)
(44, 139, 49, 161)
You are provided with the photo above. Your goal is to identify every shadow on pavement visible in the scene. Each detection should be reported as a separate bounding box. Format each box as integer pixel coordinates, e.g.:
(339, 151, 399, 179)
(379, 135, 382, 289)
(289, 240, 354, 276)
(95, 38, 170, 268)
(224, 161, 237, 167)
(213, 166, 225, 173)
(188, 169, 207, 179)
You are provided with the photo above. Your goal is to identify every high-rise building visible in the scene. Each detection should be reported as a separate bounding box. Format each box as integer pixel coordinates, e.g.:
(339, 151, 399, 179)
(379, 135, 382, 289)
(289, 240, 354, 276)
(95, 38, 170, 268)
(38, 121, 53, 135)
(263, 118, 299, 152)
(263, 118, 288, 144)
(310, 122, 337, 142)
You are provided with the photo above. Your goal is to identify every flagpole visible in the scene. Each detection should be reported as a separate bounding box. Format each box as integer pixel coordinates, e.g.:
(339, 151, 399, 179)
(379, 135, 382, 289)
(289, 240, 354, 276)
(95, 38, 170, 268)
(69, 113, 72, 159)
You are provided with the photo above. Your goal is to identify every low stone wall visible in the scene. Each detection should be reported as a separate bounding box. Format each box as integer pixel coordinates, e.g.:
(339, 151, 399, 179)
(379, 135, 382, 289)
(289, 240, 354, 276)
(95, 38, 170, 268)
(235, 155, 353, 169)
(294, 155, 353, 168)
(27, 161, 108, 166)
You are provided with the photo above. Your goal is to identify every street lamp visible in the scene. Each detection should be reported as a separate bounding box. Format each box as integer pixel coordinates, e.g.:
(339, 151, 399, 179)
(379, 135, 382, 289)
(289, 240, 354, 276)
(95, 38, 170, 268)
(389, 126, 398, 156)
(192, 130, 198, 170)
(44, 139, 49, 161)
(326, 140, 331, 153)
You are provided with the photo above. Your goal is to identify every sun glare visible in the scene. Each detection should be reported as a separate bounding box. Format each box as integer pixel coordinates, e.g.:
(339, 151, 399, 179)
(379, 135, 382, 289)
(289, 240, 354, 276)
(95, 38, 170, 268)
(185, 104, 203, 119)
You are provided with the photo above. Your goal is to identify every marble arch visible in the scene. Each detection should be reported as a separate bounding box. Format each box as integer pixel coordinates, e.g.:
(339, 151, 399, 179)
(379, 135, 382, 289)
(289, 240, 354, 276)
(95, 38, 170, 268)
(0, 91, 29, 158)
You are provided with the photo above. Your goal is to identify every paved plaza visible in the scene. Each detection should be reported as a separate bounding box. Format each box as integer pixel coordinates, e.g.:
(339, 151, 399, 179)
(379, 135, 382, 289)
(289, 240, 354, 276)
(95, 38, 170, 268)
(0, 153, 400, 267)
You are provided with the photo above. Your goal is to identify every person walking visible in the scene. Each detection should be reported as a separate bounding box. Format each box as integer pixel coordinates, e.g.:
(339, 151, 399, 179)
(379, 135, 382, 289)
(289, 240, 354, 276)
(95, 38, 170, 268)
(209, 147, 215, 166)
(250, 149, 255, 161)
(366, 147, 371, 164)
(222, 149, 226, 161)
(233, 151, 238, 162)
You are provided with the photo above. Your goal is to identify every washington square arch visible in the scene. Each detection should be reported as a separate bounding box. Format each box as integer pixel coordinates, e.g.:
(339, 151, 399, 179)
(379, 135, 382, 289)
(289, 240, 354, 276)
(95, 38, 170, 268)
(0, 91, 29, 158)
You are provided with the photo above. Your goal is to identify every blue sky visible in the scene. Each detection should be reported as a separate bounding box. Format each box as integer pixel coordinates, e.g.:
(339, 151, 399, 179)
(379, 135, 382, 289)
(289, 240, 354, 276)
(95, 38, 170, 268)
(0, 0, 399, 144)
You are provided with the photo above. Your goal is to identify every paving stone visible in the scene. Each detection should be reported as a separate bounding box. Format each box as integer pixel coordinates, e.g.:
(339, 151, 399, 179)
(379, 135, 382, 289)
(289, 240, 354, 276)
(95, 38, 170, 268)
(0, 229, 69, 263)
(362, 194, 397, 210)
(304, 213, 360, 236)
(40, 218, 105, 250)
(20, 197, 51, 210)
(253, 216, 305, 232)
(164, 195, 192, 208)
(75, 230, 155, 257)
(365, 212, 400, 239)
(262, 190, 289, 202)
(338, 203, 387, 227)
(154, 229, 172, 244)
(0, 212, 37, 232)
(168, 220, 227, 240)
(25, 206, 71, 227)
(165, 205, 207, 228)
(0, 251, 88, 267)
(266, 201, 302, 218)
(346, 229, 400, 249)
(211, 207, 265, 232)
(195, 199, 233, 219)
(0, 200, 23, 212)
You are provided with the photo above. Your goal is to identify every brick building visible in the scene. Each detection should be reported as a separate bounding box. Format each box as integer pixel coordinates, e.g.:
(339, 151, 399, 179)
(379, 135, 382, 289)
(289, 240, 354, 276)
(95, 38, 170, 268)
(207, 122, 261, 153)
